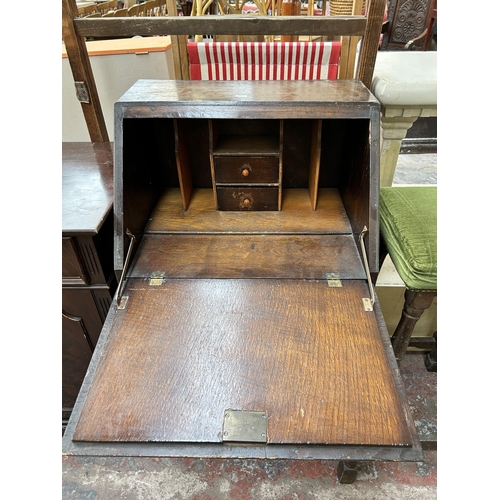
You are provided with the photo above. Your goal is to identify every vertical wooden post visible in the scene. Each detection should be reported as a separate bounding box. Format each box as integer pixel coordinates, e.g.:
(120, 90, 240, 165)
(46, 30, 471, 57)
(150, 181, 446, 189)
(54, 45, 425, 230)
(62, 0, 109, 141)
(356, 0, 386, 88)
(167, 0, 190, 80)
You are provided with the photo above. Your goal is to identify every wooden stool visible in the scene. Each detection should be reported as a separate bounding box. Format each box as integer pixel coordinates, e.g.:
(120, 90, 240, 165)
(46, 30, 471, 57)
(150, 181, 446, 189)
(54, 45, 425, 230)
(379, 186, 437, 365)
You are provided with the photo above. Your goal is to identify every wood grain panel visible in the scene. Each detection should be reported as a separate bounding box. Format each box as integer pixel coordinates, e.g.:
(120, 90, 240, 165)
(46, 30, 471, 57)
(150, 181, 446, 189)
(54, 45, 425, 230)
(146, 188, 351, 234)
(74, 16, 368, 39)
(117, 81, 379, 120)
(73, 279, 412, 446)
(129, 234, 364, 279)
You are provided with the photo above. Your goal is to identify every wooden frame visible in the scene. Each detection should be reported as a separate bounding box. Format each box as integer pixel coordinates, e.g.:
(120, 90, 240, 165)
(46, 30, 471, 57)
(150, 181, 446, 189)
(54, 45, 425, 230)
(62, 0, 386, 141)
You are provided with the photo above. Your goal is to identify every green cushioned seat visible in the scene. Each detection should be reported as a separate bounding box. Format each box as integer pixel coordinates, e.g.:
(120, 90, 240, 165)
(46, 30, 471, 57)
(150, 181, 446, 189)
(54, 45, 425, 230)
(379, 186, 437, 291)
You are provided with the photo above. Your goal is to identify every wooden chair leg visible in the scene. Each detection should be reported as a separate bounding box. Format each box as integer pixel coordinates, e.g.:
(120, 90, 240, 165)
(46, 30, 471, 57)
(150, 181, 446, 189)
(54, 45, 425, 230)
(391, 289, 436, 363)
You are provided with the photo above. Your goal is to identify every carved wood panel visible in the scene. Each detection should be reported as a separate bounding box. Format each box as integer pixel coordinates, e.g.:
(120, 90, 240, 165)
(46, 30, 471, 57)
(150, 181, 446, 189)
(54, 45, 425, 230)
(381, 0, 432, 50)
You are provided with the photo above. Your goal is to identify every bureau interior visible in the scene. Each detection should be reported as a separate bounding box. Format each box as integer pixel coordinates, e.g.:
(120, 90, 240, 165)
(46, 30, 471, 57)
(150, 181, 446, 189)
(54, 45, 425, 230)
(117, 115, 377, 273)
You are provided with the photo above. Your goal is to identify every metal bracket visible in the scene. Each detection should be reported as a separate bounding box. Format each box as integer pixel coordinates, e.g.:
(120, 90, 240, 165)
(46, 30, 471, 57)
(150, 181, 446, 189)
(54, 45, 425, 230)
(149, 271, 165, 286)
(359, 226, 375, 311)
(326, 272, 343, 287)
(74, 81, 90, 103)
(222, 410, 268, 444)
(116, 229, 136, 310)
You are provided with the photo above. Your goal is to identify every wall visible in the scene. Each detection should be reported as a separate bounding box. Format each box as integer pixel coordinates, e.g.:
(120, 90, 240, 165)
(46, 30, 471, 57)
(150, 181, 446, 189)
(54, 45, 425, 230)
(62, 36, 175, 141)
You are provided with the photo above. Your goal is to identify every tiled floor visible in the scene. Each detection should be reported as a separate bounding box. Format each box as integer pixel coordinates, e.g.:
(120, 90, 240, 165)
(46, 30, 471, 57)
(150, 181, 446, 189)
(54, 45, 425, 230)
(61, 153, 438, 500)
(392, 153, 437, 186)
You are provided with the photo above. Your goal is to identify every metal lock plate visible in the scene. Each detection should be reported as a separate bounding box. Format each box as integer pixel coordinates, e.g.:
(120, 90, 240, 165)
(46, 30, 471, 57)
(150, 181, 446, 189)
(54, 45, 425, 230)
(222, 410, 268, 444)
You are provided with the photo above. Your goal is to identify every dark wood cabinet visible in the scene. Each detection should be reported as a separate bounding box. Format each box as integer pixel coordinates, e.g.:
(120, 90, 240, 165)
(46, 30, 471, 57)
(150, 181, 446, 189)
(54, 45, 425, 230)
(63, 80, 422, 467)
(62, 142, 116, 432)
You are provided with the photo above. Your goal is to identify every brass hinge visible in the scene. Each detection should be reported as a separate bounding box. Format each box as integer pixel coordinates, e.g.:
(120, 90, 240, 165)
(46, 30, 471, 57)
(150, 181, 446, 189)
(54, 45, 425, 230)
(326, 272, 343, 287)
(149, 271, 165, 285)
(74, 81, 90, 103)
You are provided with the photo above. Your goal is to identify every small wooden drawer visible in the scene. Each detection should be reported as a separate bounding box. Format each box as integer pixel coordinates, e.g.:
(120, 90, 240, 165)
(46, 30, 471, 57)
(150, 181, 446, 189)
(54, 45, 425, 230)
(216, 187, 279, 211)
(214, 156, 279, 184)
(62, 237, 88, 285)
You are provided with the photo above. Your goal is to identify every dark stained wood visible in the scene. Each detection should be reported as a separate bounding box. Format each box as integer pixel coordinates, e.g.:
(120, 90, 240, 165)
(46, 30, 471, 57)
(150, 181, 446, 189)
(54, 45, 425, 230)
(128, 234, 365, 279)
(216, 186, 279, 211)
(62, 289, 107, 410)
(117, 80, 379, 120)
(62, 0, 108, 142)
(62, 309, 93, 410)
(214, 136, 280, 156)
(62, 142, 113, 235)
(146, 188, 352, 234)
(62, 238, 88, 285)
(174, 119, 193, 210)
(337, 112, 380, 272)
(213, 156, 280, 184)
(73, 279, 412, 447)
(62, 143, 117, 425)
(73, 16, 368, 39)
(391, 290, 437, 363)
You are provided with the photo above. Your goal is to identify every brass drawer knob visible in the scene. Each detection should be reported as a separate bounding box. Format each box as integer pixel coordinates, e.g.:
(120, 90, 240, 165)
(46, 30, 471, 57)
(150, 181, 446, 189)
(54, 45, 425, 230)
(241, 166, 250, 177)
(243, 198, 252, 207)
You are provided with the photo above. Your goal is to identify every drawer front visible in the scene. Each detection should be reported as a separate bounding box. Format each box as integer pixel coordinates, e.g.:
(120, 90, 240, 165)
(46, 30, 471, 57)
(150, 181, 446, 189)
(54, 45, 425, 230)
(62, 237, 88, 285)
(214, 156, 279, 184)
(217, 187, 279, 211)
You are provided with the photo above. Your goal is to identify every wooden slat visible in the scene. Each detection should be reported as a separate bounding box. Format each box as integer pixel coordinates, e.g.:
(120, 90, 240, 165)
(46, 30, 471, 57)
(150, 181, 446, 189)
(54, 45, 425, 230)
(308, 119, 321, 210)
(73, 16, 368, 38)
(166, 0, 189, 80)
(73, 279, 412, 446)
(356, 0, 386, 88)
(174, 119, 193, 210)
(146, 188, 352, 234)
(128, 233, 365, 279)
(62, 0, 109, 141)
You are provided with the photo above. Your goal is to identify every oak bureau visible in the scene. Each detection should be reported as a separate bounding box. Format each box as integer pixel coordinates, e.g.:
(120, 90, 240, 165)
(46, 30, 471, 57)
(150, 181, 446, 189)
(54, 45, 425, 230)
(62, 79, 423, 482)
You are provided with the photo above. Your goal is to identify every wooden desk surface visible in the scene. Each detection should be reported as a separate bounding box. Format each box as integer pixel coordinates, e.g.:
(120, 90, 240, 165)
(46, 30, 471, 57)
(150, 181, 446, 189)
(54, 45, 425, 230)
(73, 279, 412, 447)
(62, 142, 114, 236)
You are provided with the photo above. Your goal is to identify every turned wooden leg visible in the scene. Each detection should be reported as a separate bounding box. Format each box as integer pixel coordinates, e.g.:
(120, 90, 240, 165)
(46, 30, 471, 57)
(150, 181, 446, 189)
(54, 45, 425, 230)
(337, 460, 358, 484)
(391, 289, 436, 363)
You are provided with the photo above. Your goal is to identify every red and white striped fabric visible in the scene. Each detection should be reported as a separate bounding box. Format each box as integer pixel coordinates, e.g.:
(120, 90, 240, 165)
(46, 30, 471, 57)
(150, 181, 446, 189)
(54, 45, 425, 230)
(187, 41, 341, 81)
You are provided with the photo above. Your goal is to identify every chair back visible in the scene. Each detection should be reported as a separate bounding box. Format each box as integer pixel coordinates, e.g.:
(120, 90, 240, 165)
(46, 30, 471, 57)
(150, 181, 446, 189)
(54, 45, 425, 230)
(187, 41, 341, 81)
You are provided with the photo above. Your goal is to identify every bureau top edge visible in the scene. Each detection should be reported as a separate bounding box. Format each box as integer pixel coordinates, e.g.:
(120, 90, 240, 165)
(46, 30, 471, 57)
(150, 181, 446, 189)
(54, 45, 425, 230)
(115, 79, 380, 107)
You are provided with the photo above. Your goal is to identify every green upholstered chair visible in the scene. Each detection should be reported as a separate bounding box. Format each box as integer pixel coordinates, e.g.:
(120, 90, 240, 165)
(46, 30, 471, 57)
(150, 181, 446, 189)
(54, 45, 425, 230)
(379, 186, 437, 366)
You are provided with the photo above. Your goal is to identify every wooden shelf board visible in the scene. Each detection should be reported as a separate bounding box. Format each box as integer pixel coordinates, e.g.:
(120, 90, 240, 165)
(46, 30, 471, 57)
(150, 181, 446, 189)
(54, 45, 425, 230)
(146, 188, 352, 234)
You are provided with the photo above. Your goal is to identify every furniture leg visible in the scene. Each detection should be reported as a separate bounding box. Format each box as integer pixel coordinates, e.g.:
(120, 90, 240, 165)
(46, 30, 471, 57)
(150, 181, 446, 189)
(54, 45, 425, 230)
(425, 331, 437, 372)
(337, 460, 358, 484)
(379, 113, 419, 187)
(391, 289, 436, 363)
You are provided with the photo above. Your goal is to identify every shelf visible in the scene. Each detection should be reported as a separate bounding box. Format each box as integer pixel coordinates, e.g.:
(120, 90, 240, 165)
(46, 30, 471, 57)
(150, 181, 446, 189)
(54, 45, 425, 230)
(146, 188, 352, 234)
(213, 134, 280, 156)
